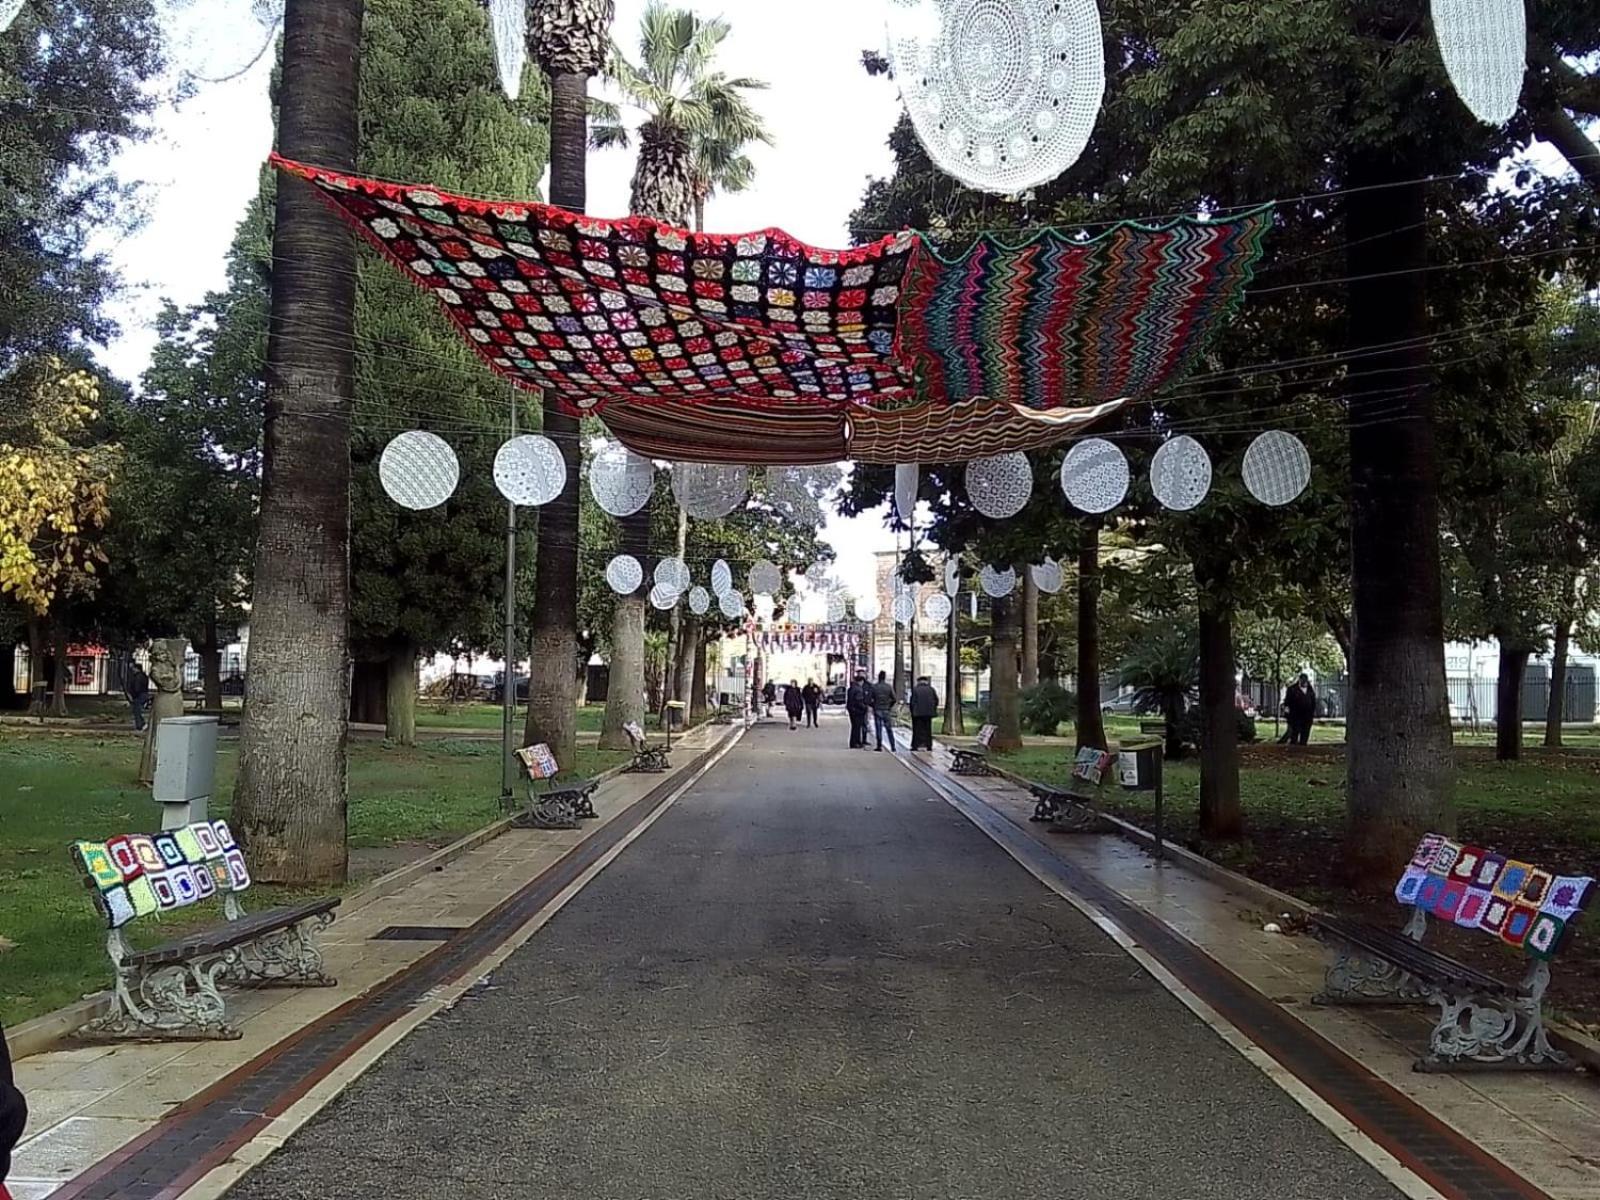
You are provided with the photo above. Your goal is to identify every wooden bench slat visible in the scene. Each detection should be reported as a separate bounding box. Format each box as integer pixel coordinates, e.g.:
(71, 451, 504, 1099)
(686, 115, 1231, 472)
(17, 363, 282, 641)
(1309, 914, 1517, 996)
(124, 897, 341, 967)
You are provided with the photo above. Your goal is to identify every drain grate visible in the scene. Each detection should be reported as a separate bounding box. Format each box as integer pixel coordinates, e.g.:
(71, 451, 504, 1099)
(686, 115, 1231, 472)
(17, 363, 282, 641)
(371, 925, 462, 942)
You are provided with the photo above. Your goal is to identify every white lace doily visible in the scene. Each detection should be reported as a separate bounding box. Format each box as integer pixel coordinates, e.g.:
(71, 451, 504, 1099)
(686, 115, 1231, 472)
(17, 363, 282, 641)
(1432, 0, 1524, 125)
(1060, 436, 1129, 513)
(753, 592, 776, 622)
(1030, 558, 1064, 594)
(894, 463, 919, 524)
(379, 431, 459, 510)
(805, 561, 830, 586)
(749, 559, 782, 596)
(827, 590, 849, 622)
(688, 586, 711, 616)
(967, 452, 1033, 519)
(487, 0, 526, 100)
(765, 465, 823, 525)
(604, 554, 643, 595)
(719, 589, 746, 619)
(589, 442, 654, 517)
(855, 594, 882, 623)
(886, 0, 1106, 195)
(653, 556, 690, 593)
(944, 556, 961, 596)
(1242, 430, 1311, 507)
(711, 559, 733, 597)
(649, 583, 680, 611)
(980, 564, 1018, 598)
(923, 592, 953, 625)
(1150, 435, 1212, 512)
(892, 590, 917, 625)
(672, 462, 747, 519)
(494, 434, 567, 507)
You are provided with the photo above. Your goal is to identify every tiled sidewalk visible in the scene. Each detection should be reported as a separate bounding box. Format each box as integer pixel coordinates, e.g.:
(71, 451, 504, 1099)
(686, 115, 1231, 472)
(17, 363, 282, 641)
(929, 749, 1600, 1200)
(6, 721, 739, 1200)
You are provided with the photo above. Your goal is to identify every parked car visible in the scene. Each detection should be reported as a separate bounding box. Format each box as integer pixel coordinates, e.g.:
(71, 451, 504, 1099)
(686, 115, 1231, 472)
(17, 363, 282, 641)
(1100, 692, 1141, 716)
(490, 675, 530, 705)
(826, 683, 847, 704)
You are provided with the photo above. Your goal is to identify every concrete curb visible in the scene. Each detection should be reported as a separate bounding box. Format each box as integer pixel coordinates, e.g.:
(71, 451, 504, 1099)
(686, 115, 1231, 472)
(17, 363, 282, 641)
(977, 754, 1600, 1075)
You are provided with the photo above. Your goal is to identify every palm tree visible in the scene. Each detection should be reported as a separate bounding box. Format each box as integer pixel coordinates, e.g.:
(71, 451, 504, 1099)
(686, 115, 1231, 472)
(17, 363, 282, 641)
(233, 0, 363, 886)
(521, 0, 614, 763)
(1118, 626, 1200, 761)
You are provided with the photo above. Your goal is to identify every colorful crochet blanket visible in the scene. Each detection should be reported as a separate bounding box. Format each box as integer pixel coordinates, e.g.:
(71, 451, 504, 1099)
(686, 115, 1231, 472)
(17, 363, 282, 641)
(71, 821, 250, 930)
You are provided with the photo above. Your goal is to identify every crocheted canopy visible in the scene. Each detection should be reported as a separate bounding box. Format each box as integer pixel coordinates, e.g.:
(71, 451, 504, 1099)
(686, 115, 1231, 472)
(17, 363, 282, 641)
(272, 155, 1270, 463)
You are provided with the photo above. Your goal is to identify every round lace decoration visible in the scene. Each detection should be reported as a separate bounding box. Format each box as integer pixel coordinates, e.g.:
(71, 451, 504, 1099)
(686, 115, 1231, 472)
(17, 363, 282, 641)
(886, 0, 1106, 195)
(1432, 0, 1524, 125)
(719, 589, 746, 619)
(379, 431, 459, 510)
(1150, 435, 1213, 512)
(827, 590, 848, 623)
(753, 592, 776, 622)
(1242, 431, 1311, 507)
(893, 591, 917, 625)
(765, 465, 823, 525)
(805, 561, 830, 586)
(924, 592, 954, 625)
(966, 452, 1033, 519)
(589, 442, 654, 517)
(944, 556, 961, 596)
(487, 0, 527, 100)
(1030, 558, 1064, 595)
(1060, 437, 1129, 513)
(494, 434, 566, 507)
(672, 462, 747, 519)
(654, 556, 691, 594)
(711, 559, 733, 597)
(688, 586, 711, 616)
(980, 564, 1018, 598)
(649, 583, 680, 611)
(749, 559, 782, 596)
(855, 594, 882, 623)
(604, 554, 644, 595)
(894, 463, 919, 523)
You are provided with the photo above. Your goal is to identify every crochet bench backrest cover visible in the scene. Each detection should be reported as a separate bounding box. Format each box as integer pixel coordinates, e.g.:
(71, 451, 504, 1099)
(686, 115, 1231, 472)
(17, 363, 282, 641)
(71, 820, 251, 930)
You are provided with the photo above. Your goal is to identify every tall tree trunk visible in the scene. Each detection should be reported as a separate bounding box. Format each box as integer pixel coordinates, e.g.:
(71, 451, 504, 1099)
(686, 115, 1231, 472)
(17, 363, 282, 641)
(522, 67, 589, 765)
(1545, 617, 1570, 748)
(988, 590, 1022, 751)
(1344, 154, 1453, 884)
(233, 0, 361, 886)
(1075, 523, 1107, 750)
(386, 641, 417, 747)
(48, 622, 70, 718)
(691, 635, 710, 721)
(601, 506, 650, 749)
(1325, 608, 1353, 669)
(350, 660, 386, 726)
(1495, 641, 1529, 762)
(25, 617, 45, 715)
(1021, 569, 1040, 689)
(668, 507, 688, 700)
(1163, 693, 1185, 762)
(676, 617, 702, 723)
(942, 606, 965, 735)
(1197, 592, 1242, 839)
(195, 613, 223, 711)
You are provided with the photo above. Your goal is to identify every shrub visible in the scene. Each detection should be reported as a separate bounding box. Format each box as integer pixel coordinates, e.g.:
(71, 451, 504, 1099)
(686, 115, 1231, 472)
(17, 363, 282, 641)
(1021, 681, 1077, 736)
(1173, 708, 1258, 750)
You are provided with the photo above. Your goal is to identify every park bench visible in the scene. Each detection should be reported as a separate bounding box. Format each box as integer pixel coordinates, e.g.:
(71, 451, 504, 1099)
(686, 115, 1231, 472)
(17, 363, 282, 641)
(1310, 833, 1593, 1071)
(69, 820, 339, 1041)
(1138, 719, 1166, 736)
(511, 743, 598, 829)
(711, 703, 737, 725)
(950, 724, 997, 775)
(623, 720, 670, 773)
(1028, 747, 1115, 832)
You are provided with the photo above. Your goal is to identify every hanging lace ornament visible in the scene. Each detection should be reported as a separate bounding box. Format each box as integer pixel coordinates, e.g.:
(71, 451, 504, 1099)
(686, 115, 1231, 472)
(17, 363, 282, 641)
(885, 0, 1106, 195)
(924, 592, 953, 625)
(800, 592, 831, 624)
(944, 556, 961, 597)
(855, 594, 882, 623)
(827, 590, 849, 623)
(604, 554, 644, 596)
(753, 592, 776, 622)
(805, 561, 830, 586)
(672, 462, 747, 519)
(966, 452, 1033, 519)
(894, 463, 919, 524)
(1432, 0, 1524, 125)
(711, 559, 733, 597)
(970, 592, 978, 618)
(1, 1, 25, 34)
(1150, 435, 1213, 512)
(1242, 431, 1311, 507)
(1060, 437, 1129, 514)
(589, 441, 654, 517)
(494, 434, 567, 506)
(749, 559, 782, 596)
(980, 564, 1017, 598)
(688, 586, 711, 616)
(1030, 558, 1064, 595)
(719, 589, 746, 619)
(653, 557, 690, 594)
(649, 583, 680, 611)
(893, 591, 917, 625)
(765, 465, 822, 525)
(379, 431, 459, 510)
(487, 0, 527, 101)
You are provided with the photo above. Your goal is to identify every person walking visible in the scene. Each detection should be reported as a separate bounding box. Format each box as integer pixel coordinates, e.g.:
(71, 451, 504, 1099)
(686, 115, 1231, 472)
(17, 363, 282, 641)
(801, 678, 822, 728)
(761, 679, 776, 718)
(1, 1022, 27, 1200)
(846, 672, 871, 749)
(125, 658, 150, 732)
(871, 670, 899, 752)
(909, 675, 939, 751)
(783, 679, 804, 730)
(1281, 674, 1317, 746)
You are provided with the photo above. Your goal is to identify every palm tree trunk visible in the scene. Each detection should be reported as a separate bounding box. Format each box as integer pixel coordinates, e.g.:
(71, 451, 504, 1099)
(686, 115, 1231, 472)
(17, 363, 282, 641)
(988, 590, 1022, 751)
(601, 505, 651, 748)
(1545, 616, 1570, 748)
(233, 0, 361, 886)
(1344, 153, 1453, 885)
(1021, 570, 1039, 689)
(522, 68, 590, 764)
(1075, 523, 1107, 750)
(1197, 591, 1242, 838)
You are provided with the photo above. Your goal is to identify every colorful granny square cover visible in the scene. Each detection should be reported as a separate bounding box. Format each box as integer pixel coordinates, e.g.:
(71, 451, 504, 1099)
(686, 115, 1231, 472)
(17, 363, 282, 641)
(1449, 845, 1484, 882)
(212, 819, 237, 850)
(1526, 912, 1568, 961)
(1436, 879, 1467, 921)
(1394, 866, 1428, 906)
(519, 743, 560, 781)
(192, 822, 222, 859)
(1521, 868, 1554, 908)
(129, 834, 164, 873)
(1455, 887, 1492, 928)
(1479, 896, 1511, 935)
(127, 875, 158, 918)
(100, 884, 136, 929)
(170, 864, 199, 904)
(1428, 838, 1463, 878)
(1543, 876, 1594, 922)
(153, 832, 184, 867)
(1409, 834, 1442, 869)
(224, 847, 251, 891)
(73, 842, 122, 891)
(149, 871, 179, 910)
(1500, 903, 1538, 949)
(174, 826, 206, 865)
(1473, 852, 1506, 891)
(207, 860, 231, 892)
(1417, 874, 1447, 913)
(105, 835, 142, 881)
(1494, 861, 1532, 902)
(193, 862, 216, 898)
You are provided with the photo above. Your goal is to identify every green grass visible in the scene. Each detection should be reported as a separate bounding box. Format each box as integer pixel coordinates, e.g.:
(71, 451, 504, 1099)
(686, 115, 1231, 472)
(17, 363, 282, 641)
(0, 733, 628, 1026)
(415, 703, 610, 733)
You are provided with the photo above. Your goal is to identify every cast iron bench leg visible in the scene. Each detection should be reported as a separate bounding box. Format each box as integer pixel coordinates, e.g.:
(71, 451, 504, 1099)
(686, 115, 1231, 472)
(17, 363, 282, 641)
(222, 912, 339, 989)
(1312, 909, 1430, 1006)
(79, 932, 241, 1042)
(1418, 961, 1571, 1072)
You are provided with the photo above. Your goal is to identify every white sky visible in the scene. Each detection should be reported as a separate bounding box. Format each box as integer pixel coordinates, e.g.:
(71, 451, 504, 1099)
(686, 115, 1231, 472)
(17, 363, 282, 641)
(96, 0, 913, 594)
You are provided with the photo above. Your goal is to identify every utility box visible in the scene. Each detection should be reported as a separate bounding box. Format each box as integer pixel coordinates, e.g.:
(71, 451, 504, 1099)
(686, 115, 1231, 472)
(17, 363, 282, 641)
(1118, 741, 1162, 792)
(153, 715, 220, 829)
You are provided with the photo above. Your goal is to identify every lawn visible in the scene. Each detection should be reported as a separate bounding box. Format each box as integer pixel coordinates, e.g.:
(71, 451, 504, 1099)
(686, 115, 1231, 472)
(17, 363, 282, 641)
(416, 703, 611, 733)
(0, 733, 627, 1026)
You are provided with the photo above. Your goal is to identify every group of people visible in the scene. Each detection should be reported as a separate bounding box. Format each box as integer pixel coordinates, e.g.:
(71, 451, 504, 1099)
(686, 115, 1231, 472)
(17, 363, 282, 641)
(842, 671, 940, 753)
(765, 678, 824, 730)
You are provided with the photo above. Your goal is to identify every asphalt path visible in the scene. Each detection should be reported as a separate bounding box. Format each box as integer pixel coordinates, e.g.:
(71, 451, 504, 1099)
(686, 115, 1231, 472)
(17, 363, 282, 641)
(231, 714, 1402, 1199)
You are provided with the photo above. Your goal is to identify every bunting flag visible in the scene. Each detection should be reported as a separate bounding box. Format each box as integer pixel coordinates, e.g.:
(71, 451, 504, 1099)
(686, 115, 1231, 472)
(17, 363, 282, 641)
(749, 622, 864, 657)
(272, 156, 1272, 464)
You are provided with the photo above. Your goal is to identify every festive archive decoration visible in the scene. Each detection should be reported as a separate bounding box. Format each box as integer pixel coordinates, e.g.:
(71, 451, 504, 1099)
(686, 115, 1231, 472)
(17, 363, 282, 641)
(1242, 430, 1311, 507)
(827, 590, 849, 622)
(672, 461, 747, 519)
(894, 463, 919, 523)
(944, 556, 961, 596)
(654, 556, 691, 593)
(487, 0, 526, 101)
(855, 594, 882, 622)
(749, 559, 782, 596)
(604, 554, 644, 595)
(1060, 436, 1129, 513)
(1432, 0, 1525, 125)
(805, 561, 830, 585)
(494, 434, 566, 506)
(884, 0, 1106, 195)
(753, 592, 777, 622)
(1030, 558, 1064, 595)
(711, 559, 733, 596)
(923, 592, 953, 624)
(749, 624, 863, 657)
(966, 452, 1033, 518)
(719, 589, 747, 619)
(589, 441, 655, 517)
(980, 564, 1018, 597)
(893, 591, 917, 625)
(649, 583, 679, 610)
(766, 465, 824, 525)
(688, 586, 711, 615)
(379, 430, 460, 510)
(1150, 435, 1212, 512)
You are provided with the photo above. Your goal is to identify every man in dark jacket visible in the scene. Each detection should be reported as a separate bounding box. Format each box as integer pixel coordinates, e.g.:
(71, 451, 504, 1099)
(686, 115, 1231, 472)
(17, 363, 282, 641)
(1, 1023, 27, 1193)
(871, 670, 899, 752)
(909, 675, 939, 750)
(801, 679, 822, 728)
(1282, 674, 1317, 746)
(845, 673, 871, 748)
(125, 659, 150, 732)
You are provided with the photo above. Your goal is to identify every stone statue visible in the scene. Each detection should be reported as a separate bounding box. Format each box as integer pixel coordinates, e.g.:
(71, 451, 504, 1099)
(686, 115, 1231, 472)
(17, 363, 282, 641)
(138, 638, 188, 784)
